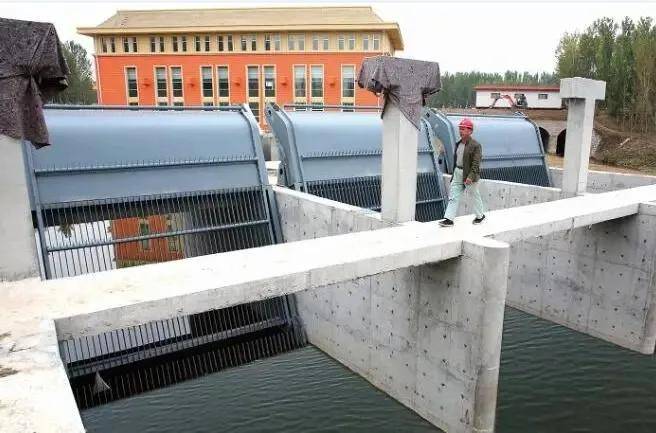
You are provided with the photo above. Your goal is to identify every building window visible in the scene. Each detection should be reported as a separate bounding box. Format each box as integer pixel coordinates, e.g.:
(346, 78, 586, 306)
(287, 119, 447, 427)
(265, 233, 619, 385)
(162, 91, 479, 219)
(342, 102, 354, 112)
(363, 35, 370, 51)
(264, 66, 275, 98)
(249, 102, 260, 122)
(138, 219, 150, 250)
(217, 66, 229, 98)
(109, 37, 115, 53)
(247, 66, 259, 98)
(265, 34, 281, 51)
(155, 67, 168, 99)
(170, 67, 183, 98)
(150, 36, 156, 53)
(341, 65, 355, 98)
(159, 36, 165, 52)
(125, 67, 138, 98)
(204, 35, 210, 52)
(288, 34, 305, 51)
(240, 35, 256, 51)
(181, 36, 187, 52)
(172, 36, 179, 52)
(311, 65, 323, 98)
(218, 35, 224, 52)
(294, 65, 306, 98)
(227, 35, 233, 51)
(201, 66, 213, 98)
(538, 93, 549, 100)
(373, 34, 381, 50)
(101, 37, 108, 53)
(247, 66, 260, 121)
(312, 34, 329, 51)
(124, 37, 137, 53)
(173, 101, 183, 107)
(338, 35, 345, 50)
(347, 34, 355, 50)
(166, 216, 180, 252)
(490, 92, 500, 99)
(195, 35, 201, 52)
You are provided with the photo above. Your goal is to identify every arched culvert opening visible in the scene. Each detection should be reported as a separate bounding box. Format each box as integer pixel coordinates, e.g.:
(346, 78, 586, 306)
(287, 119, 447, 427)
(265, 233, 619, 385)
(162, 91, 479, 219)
(556, 129, 567, 156)
(538, 127, 550, 153)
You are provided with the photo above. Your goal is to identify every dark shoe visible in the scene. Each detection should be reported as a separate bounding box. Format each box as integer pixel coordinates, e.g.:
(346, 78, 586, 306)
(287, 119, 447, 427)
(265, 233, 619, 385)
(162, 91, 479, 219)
(473, 215, 486, 225)
(439, 218, 454, 227)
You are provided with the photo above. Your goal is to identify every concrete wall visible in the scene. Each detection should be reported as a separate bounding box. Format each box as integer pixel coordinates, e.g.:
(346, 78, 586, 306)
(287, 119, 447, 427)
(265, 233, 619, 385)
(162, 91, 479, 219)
(549, 167, 656, 193)
(441, 175, 656, 353)
(0, 135, 40, 281)
(505, 202, 656, 354)
(276, 187, 510, 433)
(444, 174, 563, 217)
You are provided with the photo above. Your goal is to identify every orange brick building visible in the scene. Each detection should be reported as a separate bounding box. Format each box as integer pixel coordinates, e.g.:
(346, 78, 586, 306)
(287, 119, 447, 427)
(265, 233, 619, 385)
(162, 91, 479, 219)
(78, 6, 403, 125)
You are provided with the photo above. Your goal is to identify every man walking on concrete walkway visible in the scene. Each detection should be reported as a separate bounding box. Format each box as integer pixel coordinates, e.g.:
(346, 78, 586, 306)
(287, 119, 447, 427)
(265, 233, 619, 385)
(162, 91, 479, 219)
(439, 117, 486, 226)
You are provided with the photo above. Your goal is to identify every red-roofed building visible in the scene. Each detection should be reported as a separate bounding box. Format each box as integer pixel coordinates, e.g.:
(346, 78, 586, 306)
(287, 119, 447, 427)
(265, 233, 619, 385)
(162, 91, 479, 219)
(475, 84, 562, 109)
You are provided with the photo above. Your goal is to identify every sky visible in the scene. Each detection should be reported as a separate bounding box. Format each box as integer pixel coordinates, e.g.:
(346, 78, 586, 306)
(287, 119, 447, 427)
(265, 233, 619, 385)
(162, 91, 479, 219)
(3, 0, 656, 73)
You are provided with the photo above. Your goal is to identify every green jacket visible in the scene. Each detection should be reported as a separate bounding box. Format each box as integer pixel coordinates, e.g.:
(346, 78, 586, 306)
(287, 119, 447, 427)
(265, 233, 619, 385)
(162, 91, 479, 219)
(453, 138, 482, 182)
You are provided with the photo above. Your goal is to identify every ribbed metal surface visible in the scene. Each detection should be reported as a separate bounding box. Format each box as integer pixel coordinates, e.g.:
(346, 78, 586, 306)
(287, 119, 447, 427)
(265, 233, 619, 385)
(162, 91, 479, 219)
(64, 298, 306, 409)
(305, 172, 446, 222)
(422, 108, 553, 187)
(36, 187, 274, 279)
(265, 103, 448, 221)
(27, 106, 274, 279)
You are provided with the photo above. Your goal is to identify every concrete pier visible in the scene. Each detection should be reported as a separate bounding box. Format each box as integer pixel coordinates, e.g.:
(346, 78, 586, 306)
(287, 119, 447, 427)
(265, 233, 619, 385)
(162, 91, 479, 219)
(0, 135, 39, 281)
(560, 77, 606, 196)
(381, 104, 419, 223)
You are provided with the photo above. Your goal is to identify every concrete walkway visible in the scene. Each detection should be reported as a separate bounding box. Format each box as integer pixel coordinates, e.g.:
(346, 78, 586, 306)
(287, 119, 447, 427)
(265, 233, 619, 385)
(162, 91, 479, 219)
(2, 184, 656, 433)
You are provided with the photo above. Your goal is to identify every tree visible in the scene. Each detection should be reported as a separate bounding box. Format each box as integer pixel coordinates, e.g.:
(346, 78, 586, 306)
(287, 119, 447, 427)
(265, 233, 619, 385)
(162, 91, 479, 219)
(50, 40, 97, 105)
(555, 16, 656, 132)
(632, 17, 656, 132)
(555, 33, 581, 78)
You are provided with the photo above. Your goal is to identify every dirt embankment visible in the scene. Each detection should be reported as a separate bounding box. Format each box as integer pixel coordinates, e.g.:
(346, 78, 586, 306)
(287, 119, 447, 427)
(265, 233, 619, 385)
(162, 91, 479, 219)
(592, 114, 656, 175)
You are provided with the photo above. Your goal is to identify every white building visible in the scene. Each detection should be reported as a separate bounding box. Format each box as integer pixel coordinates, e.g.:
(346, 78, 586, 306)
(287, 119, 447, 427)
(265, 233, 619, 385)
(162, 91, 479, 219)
(475, 85, 562, 109)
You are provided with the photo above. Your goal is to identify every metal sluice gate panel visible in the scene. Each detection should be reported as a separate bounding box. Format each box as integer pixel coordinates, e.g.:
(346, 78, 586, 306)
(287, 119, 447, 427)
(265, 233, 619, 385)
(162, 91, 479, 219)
(27, 106, 307, 409)
(265, 103, 449, 222)
(62, 298, 306, 410)
(422, 108, 553, 187)
(27, 106, 278, 279)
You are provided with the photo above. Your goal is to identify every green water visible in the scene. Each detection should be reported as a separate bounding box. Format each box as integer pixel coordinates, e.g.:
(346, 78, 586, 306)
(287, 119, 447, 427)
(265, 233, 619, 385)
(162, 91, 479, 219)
(83, 307, 656, 432)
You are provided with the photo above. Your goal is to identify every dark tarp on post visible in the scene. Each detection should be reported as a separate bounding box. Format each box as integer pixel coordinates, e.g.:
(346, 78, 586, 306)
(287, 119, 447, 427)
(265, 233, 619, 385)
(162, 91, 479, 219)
(357, 56, 441, 129)
(0, 18, 69, 148)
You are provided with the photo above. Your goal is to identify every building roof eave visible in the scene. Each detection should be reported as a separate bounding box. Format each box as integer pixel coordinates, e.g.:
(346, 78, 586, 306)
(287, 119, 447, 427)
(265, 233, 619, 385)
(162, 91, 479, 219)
(77, 23, 404, 50)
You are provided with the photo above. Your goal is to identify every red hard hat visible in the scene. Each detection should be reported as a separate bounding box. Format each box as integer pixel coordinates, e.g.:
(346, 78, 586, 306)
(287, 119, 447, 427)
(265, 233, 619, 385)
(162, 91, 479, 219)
(459, 118, 474, 130)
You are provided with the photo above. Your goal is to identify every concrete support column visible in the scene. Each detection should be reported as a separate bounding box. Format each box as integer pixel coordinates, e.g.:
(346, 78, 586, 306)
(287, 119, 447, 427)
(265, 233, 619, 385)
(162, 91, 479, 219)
(465, 238, 509, 432)
(381, 104, 418, 223)
(0, 135, 39, 281)
(560, 77, 606, 196)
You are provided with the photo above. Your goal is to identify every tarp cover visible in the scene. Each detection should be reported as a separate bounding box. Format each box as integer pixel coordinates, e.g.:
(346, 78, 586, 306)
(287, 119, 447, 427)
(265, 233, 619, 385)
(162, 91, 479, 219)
(0, 18, 69, 147)
(357, 56, 440, 129)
